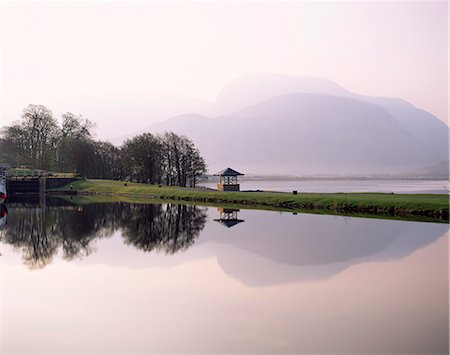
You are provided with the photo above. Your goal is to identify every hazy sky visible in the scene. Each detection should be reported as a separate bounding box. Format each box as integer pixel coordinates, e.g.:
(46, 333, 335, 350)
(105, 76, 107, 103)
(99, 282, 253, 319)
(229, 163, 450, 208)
(1, 1, 448, 133)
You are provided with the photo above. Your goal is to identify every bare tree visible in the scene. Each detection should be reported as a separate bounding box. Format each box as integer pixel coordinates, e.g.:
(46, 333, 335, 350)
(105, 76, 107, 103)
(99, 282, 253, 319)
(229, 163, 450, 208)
(121, 133, 163, 183)
(159, 132, 207, 187)
(61, 112, 95, 139)
(1, 105, 60, 170)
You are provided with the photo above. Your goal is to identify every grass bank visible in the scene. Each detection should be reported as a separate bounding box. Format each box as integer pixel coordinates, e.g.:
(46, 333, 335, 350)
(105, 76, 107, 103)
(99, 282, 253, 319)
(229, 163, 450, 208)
(52, 179, 449, 223)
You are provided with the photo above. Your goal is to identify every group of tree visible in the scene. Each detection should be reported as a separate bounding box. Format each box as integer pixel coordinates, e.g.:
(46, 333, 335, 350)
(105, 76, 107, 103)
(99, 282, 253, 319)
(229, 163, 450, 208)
(0, 104, 207, 187)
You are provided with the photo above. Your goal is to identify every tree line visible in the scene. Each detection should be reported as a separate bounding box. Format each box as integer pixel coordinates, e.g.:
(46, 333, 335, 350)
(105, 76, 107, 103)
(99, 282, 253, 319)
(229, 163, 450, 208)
(0, 104, 207, 187)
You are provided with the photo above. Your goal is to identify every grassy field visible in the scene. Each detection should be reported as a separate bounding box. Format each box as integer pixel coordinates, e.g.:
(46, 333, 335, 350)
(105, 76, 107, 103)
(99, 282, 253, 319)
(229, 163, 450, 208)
(52, 179, 449, 222)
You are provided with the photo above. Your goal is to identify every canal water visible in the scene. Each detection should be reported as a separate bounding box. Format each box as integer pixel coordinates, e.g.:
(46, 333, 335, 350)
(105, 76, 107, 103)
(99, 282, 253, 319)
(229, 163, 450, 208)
(0, 198, 448, 353)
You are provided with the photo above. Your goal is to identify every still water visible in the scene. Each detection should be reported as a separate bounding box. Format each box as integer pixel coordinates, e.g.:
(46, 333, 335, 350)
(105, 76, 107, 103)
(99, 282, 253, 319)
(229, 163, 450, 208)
(0, 198, 448, 354)
(200, 179, 450, 194)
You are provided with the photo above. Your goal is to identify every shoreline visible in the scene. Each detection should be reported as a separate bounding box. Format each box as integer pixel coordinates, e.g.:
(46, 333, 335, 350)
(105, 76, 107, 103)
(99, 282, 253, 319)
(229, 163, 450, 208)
(48, 179, 450, 223)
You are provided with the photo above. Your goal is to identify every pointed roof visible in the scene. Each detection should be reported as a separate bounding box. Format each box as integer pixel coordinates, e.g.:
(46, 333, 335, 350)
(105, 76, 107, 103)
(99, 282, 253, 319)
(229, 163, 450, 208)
(214, 167, 244, 176)
(213, 219, 245, 228)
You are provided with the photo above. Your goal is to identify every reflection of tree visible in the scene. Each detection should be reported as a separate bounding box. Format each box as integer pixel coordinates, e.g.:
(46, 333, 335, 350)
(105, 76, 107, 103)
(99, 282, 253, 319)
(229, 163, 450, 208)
(161, 204, 207, 254)
(2, 207, 61, 268)
(121, 204, 207, 254)
(1, 203, 122, 268)
(0, 201, 207, 268)
(56, 203, 122, 260)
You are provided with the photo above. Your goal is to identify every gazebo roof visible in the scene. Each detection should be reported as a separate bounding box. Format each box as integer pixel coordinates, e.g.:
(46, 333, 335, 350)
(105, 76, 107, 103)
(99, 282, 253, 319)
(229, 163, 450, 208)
(213, 219, 245, 228)
(214, 167, 244, 176)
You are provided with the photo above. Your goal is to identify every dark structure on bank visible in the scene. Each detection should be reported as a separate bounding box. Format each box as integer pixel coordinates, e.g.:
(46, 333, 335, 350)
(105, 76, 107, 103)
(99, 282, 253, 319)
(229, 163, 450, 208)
(3, 169, 81, 195)
(214, 167, 244, 192)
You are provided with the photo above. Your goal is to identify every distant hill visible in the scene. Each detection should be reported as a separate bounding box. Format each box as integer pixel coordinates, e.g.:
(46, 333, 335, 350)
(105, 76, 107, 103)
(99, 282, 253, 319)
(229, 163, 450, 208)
(212, 72, 351, 116)
(120, 72, 449, 176)
(212, 73, 448, 162)
(354, 96, 448, 162)
(149, 93, 443, 175)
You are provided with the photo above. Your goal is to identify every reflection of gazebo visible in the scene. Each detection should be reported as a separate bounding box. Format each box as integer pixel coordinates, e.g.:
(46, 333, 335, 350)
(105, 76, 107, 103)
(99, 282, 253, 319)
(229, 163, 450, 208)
(214, 208, 245, 228)
(214, 167, 244, 192)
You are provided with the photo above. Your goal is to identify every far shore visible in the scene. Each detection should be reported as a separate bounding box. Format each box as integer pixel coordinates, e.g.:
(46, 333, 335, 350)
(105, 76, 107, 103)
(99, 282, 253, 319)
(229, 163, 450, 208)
(48, 179, 449, 223)
(206, 175, 450, 181)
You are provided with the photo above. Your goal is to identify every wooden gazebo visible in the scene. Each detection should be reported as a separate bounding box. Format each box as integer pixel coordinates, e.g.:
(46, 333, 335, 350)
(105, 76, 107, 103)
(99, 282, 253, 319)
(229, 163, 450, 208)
(214, 167, 244, 191)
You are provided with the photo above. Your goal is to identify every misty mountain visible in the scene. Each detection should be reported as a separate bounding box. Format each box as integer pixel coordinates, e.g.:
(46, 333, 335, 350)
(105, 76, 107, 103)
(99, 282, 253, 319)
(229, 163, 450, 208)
(212, 73, 448, 161)
(212, 72, 352, 116)
(354, 96, 448, 161)
(149, 93, 443, 175)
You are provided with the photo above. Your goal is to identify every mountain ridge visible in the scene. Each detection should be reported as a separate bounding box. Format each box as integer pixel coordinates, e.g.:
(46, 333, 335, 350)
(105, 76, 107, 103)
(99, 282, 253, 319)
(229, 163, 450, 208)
(147, 92, 443, 175)
(119, 73, 448, 176)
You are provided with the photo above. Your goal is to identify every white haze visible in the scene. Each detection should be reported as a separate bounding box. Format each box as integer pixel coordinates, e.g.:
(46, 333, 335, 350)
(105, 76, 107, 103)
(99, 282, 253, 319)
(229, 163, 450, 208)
(1, 1, 448, 141)
(1, 1, 448, 176)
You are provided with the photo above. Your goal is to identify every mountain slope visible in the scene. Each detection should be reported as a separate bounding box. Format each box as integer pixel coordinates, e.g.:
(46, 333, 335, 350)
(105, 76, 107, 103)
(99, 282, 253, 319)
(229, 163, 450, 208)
(212, 73, 448, 161)
(149, 93, 442, 175)
(212, 72, 351, 116)
(359, 96, 448, 161)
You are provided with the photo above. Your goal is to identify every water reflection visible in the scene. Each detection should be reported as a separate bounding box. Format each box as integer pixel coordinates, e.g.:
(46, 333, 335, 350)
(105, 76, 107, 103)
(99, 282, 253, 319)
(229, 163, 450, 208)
(0, 198, 207, 268)
(1, 198, 447, 281)
(121, 203, 207, 254)
(213, 208, 245, 228)
(1, 198, 448, 353)
(206, 212, 447, 286)
(0, 203, 7, 227)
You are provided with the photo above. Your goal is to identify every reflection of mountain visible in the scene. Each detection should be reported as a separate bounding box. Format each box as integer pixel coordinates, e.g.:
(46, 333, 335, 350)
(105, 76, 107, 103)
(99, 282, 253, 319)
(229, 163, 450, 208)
(207, 212, 447, 286)
(1, 200, 446, 287)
